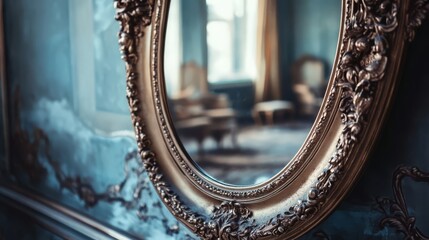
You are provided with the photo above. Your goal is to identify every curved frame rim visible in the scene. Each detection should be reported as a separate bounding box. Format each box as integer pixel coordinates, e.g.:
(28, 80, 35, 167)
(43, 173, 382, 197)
(114, 0, 424, 238)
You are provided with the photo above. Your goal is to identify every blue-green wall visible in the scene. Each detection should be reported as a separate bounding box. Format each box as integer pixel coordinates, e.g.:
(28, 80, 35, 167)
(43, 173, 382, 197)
(1, 0, 192, 239)
(4, 0, 73, 105)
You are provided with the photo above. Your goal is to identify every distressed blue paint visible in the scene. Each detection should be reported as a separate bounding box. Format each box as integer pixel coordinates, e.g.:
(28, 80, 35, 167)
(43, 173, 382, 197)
(2, 0, 193, 239)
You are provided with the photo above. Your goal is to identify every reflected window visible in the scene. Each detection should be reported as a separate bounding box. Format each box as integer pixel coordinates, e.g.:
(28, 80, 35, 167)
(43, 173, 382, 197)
(69, 0, 132, 133)
(206, 0, 258, 83)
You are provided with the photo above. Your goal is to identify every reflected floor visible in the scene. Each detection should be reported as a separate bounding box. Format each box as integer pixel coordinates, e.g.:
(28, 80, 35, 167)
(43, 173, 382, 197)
(182, 122, 312, 185)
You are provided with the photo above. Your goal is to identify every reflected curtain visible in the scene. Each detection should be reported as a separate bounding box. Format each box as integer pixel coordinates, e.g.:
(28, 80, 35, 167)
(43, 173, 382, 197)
(255, 0, 281, 103)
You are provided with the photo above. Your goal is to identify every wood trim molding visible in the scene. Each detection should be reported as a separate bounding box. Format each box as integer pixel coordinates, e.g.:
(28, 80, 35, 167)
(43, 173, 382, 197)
(0, 184, 138, 240)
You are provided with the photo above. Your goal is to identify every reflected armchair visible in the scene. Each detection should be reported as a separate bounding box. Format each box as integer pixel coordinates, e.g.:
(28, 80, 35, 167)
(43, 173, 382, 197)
(291, 56, 326, 117)
(170, 62, 237, 153)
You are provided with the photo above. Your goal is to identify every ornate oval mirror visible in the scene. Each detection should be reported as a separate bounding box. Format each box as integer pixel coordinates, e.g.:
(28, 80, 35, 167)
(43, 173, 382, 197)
(115, 0, 424, 238)
(164, 0, 341, 186)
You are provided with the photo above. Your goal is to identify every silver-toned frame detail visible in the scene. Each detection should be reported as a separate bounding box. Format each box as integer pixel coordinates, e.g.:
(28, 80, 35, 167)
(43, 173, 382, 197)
(115, 0, 428, 239)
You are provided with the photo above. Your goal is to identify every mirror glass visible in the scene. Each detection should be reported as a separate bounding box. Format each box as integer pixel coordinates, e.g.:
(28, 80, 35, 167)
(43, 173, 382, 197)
(164, 0, 341, 186)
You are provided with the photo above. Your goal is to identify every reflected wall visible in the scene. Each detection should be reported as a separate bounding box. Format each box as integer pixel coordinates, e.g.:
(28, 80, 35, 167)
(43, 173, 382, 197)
(277, 0, 341, 101)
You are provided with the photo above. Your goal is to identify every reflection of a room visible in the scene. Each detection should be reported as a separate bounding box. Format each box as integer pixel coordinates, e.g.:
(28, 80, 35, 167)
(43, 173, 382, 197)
(165, 0, 341, 185)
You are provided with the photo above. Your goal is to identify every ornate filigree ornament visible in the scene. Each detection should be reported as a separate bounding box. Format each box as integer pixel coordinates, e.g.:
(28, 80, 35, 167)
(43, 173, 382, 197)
(407, 0, 429, 41)
(377, 166, 429, 240)
(115, 0, 427, 239)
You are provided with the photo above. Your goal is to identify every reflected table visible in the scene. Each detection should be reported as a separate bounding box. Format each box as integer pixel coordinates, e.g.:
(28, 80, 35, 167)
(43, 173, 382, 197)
(252, 100, 295, 125)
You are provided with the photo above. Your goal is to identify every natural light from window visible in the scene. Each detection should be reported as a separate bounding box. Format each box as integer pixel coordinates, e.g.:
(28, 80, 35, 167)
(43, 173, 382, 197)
(206, 0, 258, 83)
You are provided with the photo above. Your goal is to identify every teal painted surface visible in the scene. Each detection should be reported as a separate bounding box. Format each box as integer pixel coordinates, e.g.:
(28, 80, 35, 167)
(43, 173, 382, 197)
(3, 0, 73, 105)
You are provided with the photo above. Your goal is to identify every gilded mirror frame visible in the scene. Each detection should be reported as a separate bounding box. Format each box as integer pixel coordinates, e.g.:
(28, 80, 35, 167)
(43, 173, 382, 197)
(114, 0, 428, 238)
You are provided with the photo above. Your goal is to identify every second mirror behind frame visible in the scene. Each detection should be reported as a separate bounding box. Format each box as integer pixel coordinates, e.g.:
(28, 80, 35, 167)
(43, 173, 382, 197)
(164, 0, 341, 186)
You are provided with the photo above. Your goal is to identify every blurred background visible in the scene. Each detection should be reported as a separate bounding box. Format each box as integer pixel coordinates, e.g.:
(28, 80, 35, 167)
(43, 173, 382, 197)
(164, 0, 340, 185)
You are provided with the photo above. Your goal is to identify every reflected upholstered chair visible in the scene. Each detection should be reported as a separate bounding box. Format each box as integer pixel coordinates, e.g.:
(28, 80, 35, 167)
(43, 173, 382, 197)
(291, 56, 326, 117)
(170, 62, 237, 153)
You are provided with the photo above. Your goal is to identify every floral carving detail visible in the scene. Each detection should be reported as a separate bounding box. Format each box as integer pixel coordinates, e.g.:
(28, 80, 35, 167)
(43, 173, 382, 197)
(376, 166, 429, 240)
(204, 202, 255, 240)
(114, 0, 423, 239)
(115, 0, 209, 237)
(407, 0, 429, 41)
(116, 1, 258, 239)
(249, 1, 399, 237)
(140, 0, 424, 202)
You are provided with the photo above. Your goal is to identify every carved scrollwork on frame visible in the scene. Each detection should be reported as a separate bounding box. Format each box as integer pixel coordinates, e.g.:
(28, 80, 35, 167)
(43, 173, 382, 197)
(115, 0, 207, 237)
(252, 1, 400, 236)
(204, 202, 255, 240)
(407, 0, 429, 41)
(377, 166, 429, 240)
(115, 0, 426, 239)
